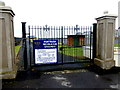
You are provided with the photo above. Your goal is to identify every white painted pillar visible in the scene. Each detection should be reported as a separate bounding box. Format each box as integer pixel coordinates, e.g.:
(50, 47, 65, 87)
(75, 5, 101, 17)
(0, 1, 17, 79)
(94, 15, 117, 70)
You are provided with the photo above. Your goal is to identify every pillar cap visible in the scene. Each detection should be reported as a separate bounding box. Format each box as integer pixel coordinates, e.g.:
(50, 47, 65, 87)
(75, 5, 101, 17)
(0, 1, 5, 6)
(96, 14, 117, 20)
(0, 1, 12, 10)
(0, 1, 15, 16)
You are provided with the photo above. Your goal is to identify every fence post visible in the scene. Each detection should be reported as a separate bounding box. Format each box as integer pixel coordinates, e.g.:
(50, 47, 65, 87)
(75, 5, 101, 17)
(21, 22, 28, 70)
(61, 26, 64, 64)
(92, 23, 97, 64)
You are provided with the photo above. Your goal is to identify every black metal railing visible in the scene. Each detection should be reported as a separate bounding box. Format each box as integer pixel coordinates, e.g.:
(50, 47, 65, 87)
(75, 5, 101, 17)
(22, 23, 95, 70)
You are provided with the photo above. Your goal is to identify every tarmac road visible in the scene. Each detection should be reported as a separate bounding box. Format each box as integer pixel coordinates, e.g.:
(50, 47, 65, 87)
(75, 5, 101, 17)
(2, 66, 120, 89)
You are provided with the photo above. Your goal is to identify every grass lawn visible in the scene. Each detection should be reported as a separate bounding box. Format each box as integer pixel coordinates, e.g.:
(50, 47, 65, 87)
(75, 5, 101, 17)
(58, 47, 83, 57)
(58, 42, 83, 57)
(15, 45, 21, 55)
(114, 43, 120, 47)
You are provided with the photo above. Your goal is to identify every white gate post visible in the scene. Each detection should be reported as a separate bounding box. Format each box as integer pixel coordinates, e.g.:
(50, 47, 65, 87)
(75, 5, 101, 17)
(0, 1, 17, 79)
(94, 14, 117, 70)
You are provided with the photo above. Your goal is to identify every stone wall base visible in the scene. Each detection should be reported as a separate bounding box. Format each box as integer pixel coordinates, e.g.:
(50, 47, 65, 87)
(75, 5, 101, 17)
(0, 71, 17, 79)
(94, 58, 115, 70)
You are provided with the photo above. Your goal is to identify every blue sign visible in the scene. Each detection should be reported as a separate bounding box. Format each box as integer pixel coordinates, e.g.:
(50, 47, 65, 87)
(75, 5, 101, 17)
(33, 40, 58, 65)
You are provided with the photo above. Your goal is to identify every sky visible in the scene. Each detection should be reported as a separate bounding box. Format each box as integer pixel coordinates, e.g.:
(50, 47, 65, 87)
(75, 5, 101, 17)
(1, 0, 120, 37)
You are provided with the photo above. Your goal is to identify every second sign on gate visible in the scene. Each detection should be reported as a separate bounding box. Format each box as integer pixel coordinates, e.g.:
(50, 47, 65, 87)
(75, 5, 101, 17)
(33, 40, 58, 65)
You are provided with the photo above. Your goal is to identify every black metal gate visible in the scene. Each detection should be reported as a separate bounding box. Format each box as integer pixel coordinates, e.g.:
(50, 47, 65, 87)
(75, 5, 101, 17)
(22, 23, 97, 70)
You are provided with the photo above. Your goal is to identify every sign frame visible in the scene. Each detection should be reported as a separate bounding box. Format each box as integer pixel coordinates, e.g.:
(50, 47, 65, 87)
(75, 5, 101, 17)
(33, 40, 58, 65)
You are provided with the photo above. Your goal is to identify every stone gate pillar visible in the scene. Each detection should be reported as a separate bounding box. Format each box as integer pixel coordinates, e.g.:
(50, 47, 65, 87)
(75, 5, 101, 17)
(0, 1, 17, 79)
(94, 14, 117, 70)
